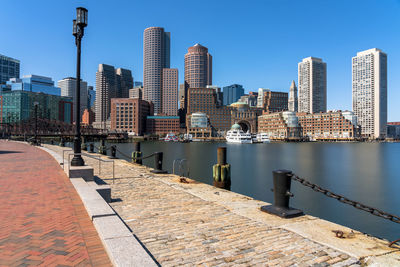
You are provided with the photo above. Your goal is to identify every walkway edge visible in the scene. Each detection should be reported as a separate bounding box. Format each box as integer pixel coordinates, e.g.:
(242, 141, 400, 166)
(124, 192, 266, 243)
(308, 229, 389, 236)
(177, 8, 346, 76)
(37, 145, 158, 267)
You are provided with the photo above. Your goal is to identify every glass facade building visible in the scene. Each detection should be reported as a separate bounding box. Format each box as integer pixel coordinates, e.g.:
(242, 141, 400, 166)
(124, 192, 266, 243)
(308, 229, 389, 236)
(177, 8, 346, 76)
(0, 54, 20, 85)
(0, 90, 72, 124)
(7, 75, 61, 96)
(223, 84, 244, 106)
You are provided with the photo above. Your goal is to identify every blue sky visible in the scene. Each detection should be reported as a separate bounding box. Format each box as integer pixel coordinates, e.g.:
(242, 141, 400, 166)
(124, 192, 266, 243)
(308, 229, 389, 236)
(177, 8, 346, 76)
(2, 0, 399, 121)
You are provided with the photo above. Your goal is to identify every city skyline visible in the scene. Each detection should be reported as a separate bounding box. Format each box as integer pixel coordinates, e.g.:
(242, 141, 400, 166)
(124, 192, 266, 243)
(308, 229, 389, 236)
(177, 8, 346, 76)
(1, 0, 400, 120)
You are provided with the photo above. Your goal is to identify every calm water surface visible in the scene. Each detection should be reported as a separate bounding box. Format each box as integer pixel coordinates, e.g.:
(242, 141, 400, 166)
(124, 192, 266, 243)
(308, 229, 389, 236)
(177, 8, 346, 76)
(105, 141, 400, 241)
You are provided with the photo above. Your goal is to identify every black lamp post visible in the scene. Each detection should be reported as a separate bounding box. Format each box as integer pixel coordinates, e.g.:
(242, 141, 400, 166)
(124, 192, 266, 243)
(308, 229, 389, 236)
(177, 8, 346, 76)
(71, 7, 88, 166)
(34, 101, 39, 145)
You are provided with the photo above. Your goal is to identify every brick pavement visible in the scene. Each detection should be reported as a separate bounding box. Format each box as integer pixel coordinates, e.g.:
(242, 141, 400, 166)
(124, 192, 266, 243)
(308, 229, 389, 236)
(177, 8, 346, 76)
(0, 141, 112, 267)
(50, 145, 362, 267)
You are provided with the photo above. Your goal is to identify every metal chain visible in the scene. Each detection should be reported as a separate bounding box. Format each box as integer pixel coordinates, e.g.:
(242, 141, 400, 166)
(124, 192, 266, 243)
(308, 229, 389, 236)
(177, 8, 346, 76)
(289, 173, 400, 224)
(114, 148, 156, 161)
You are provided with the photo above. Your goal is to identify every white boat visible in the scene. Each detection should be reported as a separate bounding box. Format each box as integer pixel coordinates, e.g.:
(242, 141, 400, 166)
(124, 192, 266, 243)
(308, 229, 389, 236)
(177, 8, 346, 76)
(226, 124, 252, 144)
(164, 133, 178, 142)
(256, 133, 271, 143)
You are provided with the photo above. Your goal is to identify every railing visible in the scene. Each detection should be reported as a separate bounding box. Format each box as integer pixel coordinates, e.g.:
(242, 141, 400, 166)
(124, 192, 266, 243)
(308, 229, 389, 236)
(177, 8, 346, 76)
(262, 169, 400, 247)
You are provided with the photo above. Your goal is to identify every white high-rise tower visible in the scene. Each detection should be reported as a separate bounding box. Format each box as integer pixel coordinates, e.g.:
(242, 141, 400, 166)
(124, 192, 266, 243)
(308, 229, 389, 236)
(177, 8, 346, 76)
(298, 57, 327, 113)
(352, 48, 387, 139)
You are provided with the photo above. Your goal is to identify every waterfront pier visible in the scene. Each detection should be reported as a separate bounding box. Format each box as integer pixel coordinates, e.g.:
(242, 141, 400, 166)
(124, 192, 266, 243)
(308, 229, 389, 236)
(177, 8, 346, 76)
(37, 142, 400, 266)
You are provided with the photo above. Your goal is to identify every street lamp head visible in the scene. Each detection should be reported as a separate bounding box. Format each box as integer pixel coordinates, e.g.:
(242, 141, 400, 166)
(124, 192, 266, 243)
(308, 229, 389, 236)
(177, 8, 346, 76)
(72, 19, 77, 36)
(76, 7, 88, 27)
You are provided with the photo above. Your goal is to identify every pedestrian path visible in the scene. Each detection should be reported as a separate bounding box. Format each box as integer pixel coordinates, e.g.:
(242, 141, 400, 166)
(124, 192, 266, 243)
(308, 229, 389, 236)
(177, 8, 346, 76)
(0, 141, 111, 266)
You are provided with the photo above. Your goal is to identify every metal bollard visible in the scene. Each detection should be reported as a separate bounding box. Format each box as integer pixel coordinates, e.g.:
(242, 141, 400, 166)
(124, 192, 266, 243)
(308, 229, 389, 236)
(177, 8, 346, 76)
(132, 142, 142, 165)
(60, 137, 65, 147)
(110, 145, 117, 159)
(151, 152, 167, 174)
(134, 141, 141, 153)
(261, 170, 303, 218)
(89, 143, 94, 153)
(100, 139, 107, 155)
(213, 147, 231, 190)
(50, 139, 54, 145)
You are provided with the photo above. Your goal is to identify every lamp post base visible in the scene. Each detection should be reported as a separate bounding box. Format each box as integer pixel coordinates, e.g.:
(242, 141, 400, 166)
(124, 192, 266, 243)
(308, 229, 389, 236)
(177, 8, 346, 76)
(71, 155, 85, 166)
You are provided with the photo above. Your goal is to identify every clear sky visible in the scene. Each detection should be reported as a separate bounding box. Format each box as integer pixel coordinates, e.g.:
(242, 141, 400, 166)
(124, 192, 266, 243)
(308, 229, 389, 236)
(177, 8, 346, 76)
(2, 0, 399, 120)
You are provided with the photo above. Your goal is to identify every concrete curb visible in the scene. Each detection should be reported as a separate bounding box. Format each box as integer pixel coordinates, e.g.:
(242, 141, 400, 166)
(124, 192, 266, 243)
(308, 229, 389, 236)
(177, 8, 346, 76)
(37, 145, 158, 267)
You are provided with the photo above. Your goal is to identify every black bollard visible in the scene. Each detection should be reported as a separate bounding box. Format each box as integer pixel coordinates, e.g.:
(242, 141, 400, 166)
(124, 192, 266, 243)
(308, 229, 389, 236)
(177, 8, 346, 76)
(60, 137, 65, 147)
(151, 152, 167, 174)
(100, 139, 107, 155)
(50, 139, 54, 145)
(89, 143, 94, 153)
(110, 145, 117, 159)
(213, 147, 231, 190)
(81, 138, 87, 151)
(261, 170, 303, 218)
(132, 142, 142, 165)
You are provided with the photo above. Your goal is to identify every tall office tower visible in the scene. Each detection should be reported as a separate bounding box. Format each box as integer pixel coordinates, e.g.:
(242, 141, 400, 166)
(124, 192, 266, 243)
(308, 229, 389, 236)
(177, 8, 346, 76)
(143, 27, 170, 114)
(223, 84, 244, 105)
(0, 54, 20, 84)
(58, 77, 88, 122)
(184, 44, 212, 88)
(162, 68, 178, 115)
(95, 64, 116, 127)
(178, 84, 186, 109)
(115, 68, 133, 98)
(298, 57, 327, 113)
(352, 48, 387, 139)
(288, 80, 298, 112)
(87, 85, 95, 108)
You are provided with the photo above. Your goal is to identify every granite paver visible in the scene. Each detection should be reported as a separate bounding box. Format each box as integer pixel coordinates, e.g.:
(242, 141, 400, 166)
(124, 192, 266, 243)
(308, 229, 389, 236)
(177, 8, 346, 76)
(0, 141, 112, 267)
(45, 144, 365, 266)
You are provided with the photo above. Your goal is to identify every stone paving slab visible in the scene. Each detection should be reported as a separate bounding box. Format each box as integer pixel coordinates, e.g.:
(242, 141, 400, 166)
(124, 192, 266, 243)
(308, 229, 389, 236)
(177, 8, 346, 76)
(0, 141, 112, 266)
(46, 144, 400, 266)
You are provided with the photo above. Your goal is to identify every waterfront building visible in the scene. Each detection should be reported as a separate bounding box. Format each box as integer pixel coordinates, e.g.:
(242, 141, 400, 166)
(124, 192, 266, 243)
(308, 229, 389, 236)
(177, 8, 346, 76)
(0, 90, 72, 124)
(95, 64, 116, 129)
(257, 111, 301, 140)
(146, 115, 180, 135)
(206, 85, 223, 106)
(352, 48, 387, 139)
(110, 98, 153, 135)
(239, 94, 257, 107)
(387, 122, 400, 139)
(143, 27, 170, 114)
(87, 86, 95, 108)
(298, 57, 327, 113)
(81, 108, 95, 126)
(223, 84, 244, 106)
(115, 68, 133, 98)
(129, 86, 143, 99)
(184, 44, 212, 89)
(262, 91, 288, 113)
(7, 75, 61, 96)
(186, 112, 212, 139)
(58, 77, 88, 122)
(0, 54, 20, 85)
(288, 80, 298, 112)
(297, 110, 359, 140)
(162, 68, 178, 116)
(230, 101, 262, 132)
(257, 88, 269, 108)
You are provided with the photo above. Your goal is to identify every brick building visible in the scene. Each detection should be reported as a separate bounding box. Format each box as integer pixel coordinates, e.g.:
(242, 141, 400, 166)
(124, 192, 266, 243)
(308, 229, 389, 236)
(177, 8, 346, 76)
(146, 116, 180, 135)
(297, 110, 359, 140)
(258, 111, 301, 140)
(110, 98, 153, 135)
(81, 108, 95, 126)
(262, 91, 288, 113)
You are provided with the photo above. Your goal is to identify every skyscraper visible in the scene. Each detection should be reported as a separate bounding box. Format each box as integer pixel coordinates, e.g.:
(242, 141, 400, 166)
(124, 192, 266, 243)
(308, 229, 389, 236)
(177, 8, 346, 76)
(0, 54, 20, 85)
(298, 57, 327, 113)
(8, 75, 60, 95)
(115, 68, 133, 98)
(288, 80, 298, 112)
(352, 48, 387, 139)
(58, 77, 88, 122)
(223, 84, 244, 105)
(143, 27, 170, 114)
(95, 64, 116, 127)
(184, 44, 212, 88)
(162, 68, 178, 115)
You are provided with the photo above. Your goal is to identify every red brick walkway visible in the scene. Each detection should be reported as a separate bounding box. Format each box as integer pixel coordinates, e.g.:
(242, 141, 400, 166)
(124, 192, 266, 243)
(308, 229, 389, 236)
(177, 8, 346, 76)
(0, 141, 112, 267)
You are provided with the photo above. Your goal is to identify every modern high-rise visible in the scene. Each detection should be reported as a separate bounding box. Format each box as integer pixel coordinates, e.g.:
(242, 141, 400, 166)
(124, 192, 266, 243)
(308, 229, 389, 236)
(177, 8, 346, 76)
(223, 84, 244, 105)
(352, 48, 387, 139)
(143, 27, 170, 114)
(87, 86, 95, 108)
(184, 44, 212, 88)
(298, 57, 327, 113)
(288, 80, 298, 112)
(115, 68, 133, 98)
(0, 54, 20, 85)
(162, 68, 178, 116)
(95, 64, 116, 128)
(58, 77, 88, 122)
